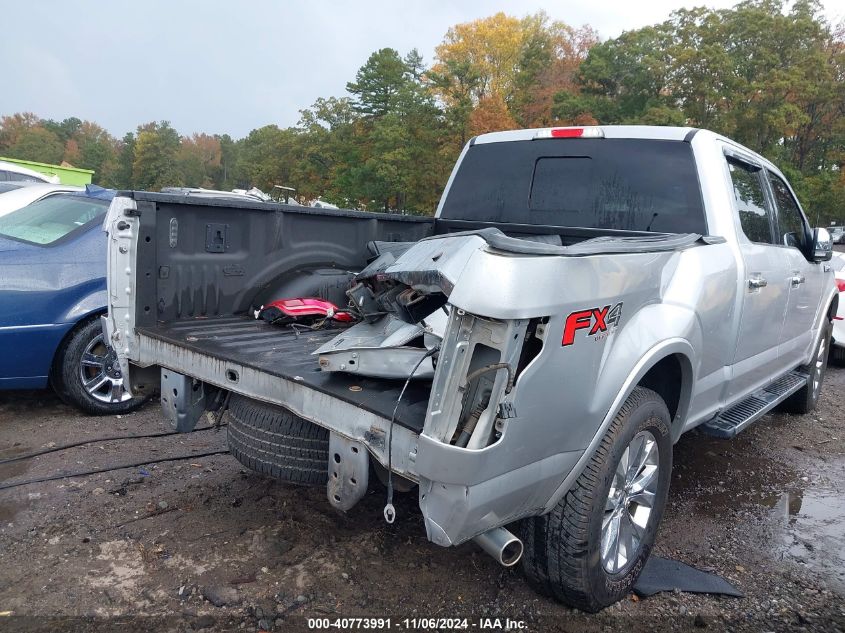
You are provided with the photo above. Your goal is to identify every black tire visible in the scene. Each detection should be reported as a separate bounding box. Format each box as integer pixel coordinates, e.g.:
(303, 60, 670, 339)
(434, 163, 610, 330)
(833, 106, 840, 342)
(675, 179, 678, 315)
(51, 317, 149, 416)
(227, 394, 329, 486)
(781, 321, 832, 414)
(520, 386, 672, 612)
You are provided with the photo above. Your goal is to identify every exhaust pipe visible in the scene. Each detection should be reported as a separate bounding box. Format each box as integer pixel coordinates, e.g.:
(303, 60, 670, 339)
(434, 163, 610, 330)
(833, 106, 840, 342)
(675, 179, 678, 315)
(473, 527, 523, 567)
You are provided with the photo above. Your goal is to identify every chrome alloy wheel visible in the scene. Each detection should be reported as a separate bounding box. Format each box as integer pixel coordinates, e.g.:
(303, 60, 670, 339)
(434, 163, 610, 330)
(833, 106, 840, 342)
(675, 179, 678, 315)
(812, 334, 827, 397)
(79, 333, 132, 404)
(601, 430, 659, 574)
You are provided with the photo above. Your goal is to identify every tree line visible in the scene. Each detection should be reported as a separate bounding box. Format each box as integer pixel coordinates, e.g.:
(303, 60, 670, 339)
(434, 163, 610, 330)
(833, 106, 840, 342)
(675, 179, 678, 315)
(1, 0, 842, 222)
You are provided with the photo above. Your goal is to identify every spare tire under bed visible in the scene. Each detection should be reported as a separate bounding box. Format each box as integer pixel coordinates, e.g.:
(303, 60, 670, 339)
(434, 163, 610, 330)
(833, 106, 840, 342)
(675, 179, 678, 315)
(227, 394, 330, 486)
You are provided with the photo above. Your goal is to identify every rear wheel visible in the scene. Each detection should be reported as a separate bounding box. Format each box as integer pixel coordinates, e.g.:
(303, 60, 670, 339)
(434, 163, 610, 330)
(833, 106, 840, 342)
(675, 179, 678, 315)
(520, 386, 672, 612)
(52, 318, 148, 415)
(227, 394, 329, 486)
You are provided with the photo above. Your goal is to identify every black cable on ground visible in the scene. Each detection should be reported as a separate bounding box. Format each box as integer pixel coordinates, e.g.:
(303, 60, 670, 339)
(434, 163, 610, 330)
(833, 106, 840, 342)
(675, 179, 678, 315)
(0, 424, 227, 466)
(0, 449, 231, 491)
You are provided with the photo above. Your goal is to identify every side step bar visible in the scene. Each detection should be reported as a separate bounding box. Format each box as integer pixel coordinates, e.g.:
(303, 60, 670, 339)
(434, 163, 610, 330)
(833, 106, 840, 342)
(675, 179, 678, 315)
(701, 369, 809, 438)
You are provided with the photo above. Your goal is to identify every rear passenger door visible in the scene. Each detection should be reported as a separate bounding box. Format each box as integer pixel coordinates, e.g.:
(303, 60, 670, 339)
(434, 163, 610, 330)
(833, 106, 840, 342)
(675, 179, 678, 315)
(766, 171, 825, 367)
(726, 155, 791, 399)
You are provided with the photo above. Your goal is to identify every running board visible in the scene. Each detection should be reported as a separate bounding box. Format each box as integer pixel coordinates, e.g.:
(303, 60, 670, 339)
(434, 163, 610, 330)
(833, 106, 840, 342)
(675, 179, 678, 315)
(701, 370, 809, 438)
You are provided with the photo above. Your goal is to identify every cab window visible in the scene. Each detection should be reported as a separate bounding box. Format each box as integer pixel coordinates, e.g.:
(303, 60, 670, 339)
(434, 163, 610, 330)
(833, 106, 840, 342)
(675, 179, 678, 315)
(727, 158, 774, 244)
(767, 172, 807, 250)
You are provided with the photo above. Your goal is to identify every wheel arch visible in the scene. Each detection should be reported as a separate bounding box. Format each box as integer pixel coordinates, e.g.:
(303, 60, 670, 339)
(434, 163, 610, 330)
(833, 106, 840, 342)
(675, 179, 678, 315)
(542, 339, 695, 513)
(251, 265, 356, 311)
(596, 339, 697, 445)
(637, 352, 694, 441)
(48, 308, 106, 384)
(48, 282, 109, 382)
(803, 286, 839, 366)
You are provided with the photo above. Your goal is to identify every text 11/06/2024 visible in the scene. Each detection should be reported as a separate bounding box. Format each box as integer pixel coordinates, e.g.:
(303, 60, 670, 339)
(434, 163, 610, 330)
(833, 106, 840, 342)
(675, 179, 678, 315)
(306, 617, 528, 630)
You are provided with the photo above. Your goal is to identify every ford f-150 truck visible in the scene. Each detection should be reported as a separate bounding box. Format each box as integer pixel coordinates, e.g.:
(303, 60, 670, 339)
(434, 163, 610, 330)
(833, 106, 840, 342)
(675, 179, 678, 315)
(104, 126, 836, 611)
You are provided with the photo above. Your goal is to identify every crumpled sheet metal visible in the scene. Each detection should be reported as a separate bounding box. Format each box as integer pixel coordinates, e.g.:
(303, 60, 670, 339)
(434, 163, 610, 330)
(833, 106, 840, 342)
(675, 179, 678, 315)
(314, 310, 447, 380)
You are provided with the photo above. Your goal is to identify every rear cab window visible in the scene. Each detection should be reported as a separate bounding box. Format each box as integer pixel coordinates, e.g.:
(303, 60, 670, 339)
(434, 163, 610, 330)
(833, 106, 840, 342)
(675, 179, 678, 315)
(439, 138, 707, 234)
(726, 158, 775, 244)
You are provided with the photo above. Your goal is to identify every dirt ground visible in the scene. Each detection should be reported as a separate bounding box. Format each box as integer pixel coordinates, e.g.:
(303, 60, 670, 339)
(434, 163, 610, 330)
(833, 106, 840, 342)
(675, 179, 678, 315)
(1, 366, 844, 633)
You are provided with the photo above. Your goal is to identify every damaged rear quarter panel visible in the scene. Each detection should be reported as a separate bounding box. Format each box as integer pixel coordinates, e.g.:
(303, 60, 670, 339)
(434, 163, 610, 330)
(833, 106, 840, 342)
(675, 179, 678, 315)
(416, 243, 736, 545)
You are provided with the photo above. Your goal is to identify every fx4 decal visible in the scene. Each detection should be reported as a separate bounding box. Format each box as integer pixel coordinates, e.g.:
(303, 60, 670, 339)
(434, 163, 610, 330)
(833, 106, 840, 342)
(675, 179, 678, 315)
(562, 302, 623, 346)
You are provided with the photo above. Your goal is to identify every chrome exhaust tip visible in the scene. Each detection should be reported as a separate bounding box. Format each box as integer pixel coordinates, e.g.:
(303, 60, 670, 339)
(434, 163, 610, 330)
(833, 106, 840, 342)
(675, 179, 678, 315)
(473, 527, 523, 567)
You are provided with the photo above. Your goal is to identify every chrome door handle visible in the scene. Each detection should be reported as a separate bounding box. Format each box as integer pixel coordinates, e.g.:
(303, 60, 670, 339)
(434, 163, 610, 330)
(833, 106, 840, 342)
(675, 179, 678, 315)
(748, 276, 767, 289)
(791, 274, 805, 287)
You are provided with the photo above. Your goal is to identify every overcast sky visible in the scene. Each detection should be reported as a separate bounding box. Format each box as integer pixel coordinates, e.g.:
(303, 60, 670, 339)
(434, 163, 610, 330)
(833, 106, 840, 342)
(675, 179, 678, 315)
(3, 1, 842, 138)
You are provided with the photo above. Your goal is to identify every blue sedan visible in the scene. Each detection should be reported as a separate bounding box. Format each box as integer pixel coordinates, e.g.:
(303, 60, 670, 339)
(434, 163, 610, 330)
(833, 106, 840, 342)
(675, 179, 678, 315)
(0, 186, 147, 414)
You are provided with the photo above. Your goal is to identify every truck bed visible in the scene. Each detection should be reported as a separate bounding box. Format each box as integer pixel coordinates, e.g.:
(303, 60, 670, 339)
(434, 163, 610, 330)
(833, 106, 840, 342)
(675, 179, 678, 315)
(138, 316, 431, 433)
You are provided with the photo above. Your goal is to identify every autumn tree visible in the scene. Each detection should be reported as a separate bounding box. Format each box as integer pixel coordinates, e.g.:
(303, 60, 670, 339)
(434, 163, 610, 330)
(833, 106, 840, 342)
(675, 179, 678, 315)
(217, 134, 239, 189)
(72, 121, 119, 184)
(294, 96, 360, 204)
(302, 50, 452, 213)
(0, 114, 120, 185)
(132, 121, 183, 190)
(114, 132, 136, 189)
(468, 95, 518, 136)
(426, 58, 481, 148)
(566, 0, 844, 222)
(0, 112, 40, 150)
(429, 12, 597, 145)
(4, 126, 65, 164)
(234, 125, 299, 192)
(42, 117, 82, 145)
(432, 13, 524, 103)
(514, 18, 599, 126)
(177, 133, 222, 188)
(571, 24, 678, 124)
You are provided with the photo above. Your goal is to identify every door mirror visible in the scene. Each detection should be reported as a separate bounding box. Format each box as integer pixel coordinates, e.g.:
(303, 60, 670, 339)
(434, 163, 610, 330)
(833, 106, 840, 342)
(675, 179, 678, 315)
(812, 227, 833, 262)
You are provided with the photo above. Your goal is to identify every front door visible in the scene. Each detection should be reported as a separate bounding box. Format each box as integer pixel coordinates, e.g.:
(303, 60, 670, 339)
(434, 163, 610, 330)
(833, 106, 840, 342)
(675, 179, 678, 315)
(766, 170, 826, 367)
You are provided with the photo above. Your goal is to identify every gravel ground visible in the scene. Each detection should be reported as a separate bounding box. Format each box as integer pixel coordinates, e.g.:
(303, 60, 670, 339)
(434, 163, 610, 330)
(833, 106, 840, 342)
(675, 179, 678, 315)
(0, 365, 844, 633)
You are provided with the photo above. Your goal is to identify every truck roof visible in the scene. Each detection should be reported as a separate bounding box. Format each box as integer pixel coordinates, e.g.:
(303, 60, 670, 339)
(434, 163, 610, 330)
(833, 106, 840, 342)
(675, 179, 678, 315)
(473, 125, 698, 145)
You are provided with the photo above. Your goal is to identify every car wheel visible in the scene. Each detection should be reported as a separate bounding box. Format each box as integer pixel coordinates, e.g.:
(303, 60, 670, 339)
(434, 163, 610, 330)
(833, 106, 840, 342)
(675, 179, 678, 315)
(520, 386, 672, 612)
(781, 320, 832, 414)
(227, 394, 329, 486)
(52, 317, 149, 415)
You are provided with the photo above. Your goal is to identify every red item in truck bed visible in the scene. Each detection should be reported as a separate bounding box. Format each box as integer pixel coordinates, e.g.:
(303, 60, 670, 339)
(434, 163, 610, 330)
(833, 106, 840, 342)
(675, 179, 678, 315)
(259, 298, 355, 325)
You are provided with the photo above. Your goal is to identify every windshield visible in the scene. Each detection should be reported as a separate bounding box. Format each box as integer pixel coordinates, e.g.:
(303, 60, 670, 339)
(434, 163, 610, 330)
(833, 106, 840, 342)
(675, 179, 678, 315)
(0, 194, 109, 245)
(440, 138, 706, 234)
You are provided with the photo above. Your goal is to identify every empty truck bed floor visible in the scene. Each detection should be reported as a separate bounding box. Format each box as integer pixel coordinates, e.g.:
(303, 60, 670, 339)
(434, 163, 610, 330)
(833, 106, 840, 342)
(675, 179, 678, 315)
(138, 316, 430, 433)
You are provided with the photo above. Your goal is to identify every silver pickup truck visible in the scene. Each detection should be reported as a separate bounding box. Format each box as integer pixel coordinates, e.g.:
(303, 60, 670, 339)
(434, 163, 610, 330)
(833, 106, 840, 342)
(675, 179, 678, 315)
(104, 125, 836, 611)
